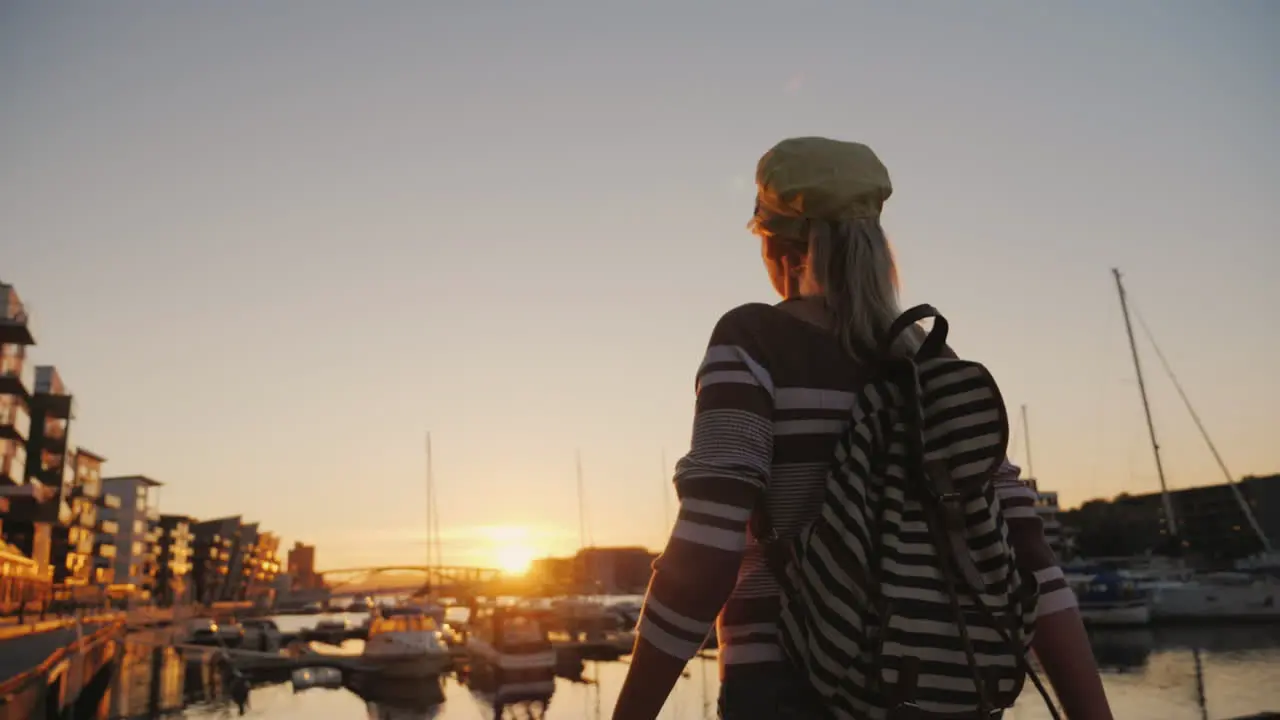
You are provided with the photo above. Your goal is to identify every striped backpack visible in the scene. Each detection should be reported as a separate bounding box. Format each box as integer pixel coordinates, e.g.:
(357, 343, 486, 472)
(754, 305, 1060, 720)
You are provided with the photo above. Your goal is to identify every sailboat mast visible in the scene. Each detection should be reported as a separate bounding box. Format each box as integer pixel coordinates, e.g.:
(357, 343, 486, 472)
(576, 450, 590, 549)
(426, 432, 436, 571)
(1112, 268, 1179, 539)
(1133, 304, 1273, 554)
(431, 441, 442, 569)
(1020, 404, 1035, 480)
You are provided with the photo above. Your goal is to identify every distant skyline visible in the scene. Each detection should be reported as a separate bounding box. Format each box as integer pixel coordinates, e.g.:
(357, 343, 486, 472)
(2, 2, 1277, 570)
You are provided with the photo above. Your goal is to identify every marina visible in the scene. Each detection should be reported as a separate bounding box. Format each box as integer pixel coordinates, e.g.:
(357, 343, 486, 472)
(1, 609, 1276, 719)
(2, 3, 1278, 715)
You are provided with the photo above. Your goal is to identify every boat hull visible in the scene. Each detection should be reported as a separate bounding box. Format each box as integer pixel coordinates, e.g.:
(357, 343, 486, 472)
(1149, 583, 1280, 621)
(362, 631, 453, 679)
(1079, 601, 1152, 626)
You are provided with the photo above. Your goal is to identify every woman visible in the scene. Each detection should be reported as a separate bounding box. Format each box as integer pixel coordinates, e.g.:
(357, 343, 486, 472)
(613, 137, 1113, 719)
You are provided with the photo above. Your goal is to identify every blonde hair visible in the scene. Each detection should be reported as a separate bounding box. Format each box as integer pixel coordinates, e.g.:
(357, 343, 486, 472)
(810, 218, 917, 362)
(756, 214, 917, 363)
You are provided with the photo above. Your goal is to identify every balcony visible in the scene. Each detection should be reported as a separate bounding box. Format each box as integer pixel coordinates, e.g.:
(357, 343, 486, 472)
(0, 442, 28, 485)
(0, 397, 30, 443)
(40, 420, 70, 454)
(33, 367, 73, 416)
(0, 352, 33, 398)
(0, 284, 36, 346)
(78, 501, 98, 529)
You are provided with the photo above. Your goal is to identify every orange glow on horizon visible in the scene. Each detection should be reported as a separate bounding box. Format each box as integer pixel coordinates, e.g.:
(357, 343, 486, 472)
(484, 525, 540, 576)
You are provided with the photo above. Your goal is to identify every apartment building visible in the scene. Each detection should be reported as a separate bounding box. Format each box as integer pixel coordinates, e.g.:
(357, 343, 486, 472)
(191, 516, 239, 605)
(532, 546, 658, 595)
(287, 542, 320, 590)
(154, 514, 195, 606)
(99, 475, 163, 591)
(5, 367, 93, 584)
(0, 282, 36, 504)
(78, 449, 121, 585)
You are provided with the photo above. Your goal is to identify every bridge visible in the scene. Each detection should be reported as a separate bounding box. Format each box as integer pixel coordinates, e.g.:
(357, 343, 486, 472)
(317, 565, 505, 595)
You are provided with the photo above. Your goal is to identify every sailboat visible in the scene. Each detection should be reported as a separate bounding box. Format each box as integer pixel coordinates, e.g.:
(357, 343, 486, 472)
(361, 433, 453, 678)
(1023, 401, 1154, 626)
(545, 452, 635, 659)
(1109, 269, 1279, 620)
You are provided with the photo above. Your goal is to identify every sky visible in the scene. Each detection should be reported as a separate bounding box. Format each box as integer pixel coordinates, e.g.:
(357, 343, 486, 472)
(1, 1, 1277, 571)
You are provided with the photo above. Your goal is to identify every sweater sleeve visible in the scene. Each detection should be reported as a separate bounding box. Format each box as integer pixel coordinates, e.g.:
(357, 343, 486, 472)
(636, 307, 775, 661)
(992, 459, 1077, 618)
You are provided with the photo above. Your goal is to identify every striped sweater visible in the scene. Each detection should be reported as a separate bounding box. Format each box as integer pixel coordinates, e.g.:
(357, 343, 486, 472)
(637, 302, 1075, 676)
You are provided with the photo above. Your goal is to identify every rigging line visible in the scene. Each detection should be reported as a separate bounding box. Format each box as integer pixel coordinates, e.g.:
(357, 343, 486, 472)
(1131, 304, 1272, 552)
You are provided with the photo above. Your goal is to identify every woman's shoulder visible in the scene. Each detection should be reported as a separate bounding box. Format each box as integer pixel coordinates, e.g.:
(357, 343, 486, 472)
(704, 302, 801, 346)
(712, 302, 780, 329)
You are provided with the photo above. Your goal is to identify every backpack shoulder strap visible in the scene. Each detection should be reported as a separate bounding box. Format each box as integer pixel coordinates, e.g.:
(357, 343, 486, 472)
(880, 303, 949, 361)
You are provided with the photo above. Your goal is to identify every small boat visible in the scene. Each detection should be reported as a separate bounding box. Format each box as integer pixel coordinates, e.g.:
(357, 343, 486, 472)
(315, 615, 352, 631)
(544, 598, 636, 659)
(1066, 570, 1151, 626)
(362, 606, 453, 679)
(187, 617, 246, 646)
(466, 604, 557, 701)
(241, 618, 282, 653)
(291, 666, 343, 692)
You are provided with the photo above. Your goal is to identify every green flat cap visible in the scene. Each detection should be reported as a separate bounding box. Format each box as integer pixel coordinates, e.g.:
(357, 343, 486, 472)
(753, 137, 892, 226)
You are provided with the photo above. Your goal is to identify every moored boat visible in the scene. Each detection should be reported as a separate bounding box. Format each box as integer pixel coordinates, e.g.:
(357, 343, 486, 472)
(1066, 570, 1152, 626)
(1140, 572, 1280, 621)
(466, 604, 556, 702)
(362, 606, 453, 679)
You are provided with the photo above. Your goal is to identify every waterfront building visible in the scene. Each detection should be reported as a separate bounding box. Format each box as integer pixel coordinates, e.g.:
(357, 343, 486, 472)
(1023, 477, 1070, 560)
(226, 520, 257, 600)
(79, 450, 121, 586)
(190, 515, 240, 604)
(253, 531, 282, 599)
(0, 282, 37, 516)
(154, 514, 195, 606)
(4, 367, 88, 585)
(99, 475, 163, 594)
(185, 516, 283, 604)
(1062, 474, 1280, 564)
(286, 541, 321, 590)
(532, 546, 657, 595)
(0, 283, 54, 610)
(576, 546, 657, 594)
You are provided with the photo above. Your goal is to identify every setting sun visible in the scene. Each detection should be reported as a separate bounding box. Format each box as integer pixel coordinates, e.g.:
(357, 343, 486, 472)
(483, 525, 541, 576)
(495, 544, 536, 576)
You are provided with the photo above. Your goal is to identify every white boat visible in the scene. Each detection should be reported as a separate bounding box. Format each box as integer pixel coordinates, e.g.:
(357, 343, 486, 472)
(1142, 572, 1280, 621)
(466, 604, 556, 700)
(362, 607, 453, 679)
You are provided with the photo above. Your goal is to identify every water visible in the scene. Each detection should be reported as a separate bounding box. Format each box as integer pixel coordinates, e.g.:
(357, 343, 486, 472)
(101, 615, 1280, 720)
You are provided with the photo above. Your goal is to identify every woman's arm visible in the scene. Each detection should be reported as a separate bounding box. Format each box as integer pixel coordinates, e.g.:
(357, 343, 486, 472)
(993, 460, 1114, 720)
(613, 309, 775, 720)
(1032, 607, 1114, 719)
